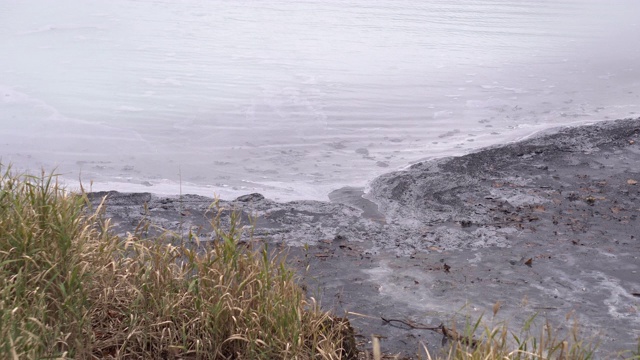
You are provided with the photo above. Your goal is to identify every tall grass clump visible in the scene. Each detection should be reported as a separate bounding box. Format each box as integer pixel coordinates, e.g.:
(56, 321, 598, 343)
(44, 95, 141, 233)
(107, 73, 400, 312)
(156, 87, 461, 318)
(432, 313, 599, 360)
(0, 166, 93, 358)
(0, 165, 354, 359)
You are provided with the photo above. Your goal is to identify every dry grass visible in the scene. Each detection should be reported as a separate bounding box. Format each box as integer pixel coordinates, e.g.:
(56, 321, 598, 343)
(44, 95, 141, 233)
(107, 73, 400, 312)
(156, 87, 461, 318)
(0, 166, 354, 359)
(365, 311, 640, 360)
(429, 314, 598, 360)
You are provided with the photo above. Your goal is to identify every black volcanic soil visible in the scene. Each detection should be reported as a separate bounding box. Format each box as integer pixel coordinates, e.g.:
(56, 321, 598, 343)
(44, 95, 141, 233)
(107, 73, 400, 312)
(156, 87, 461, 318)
(89, 118, 640, 358)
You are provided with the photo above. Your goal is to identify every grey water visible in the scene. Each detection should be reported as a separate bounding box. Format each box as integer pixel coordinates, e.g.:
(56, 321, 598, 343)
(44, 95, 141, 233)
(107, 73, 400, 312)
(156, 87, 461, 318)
(1, 0, 639, 201)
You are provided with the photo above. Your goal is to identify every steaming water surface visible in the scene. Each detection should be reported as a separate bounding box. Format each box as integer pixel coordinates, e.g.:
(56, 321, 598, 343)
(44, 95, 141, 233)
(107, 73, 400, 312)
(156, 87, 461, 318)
(1, 1, 639, 200)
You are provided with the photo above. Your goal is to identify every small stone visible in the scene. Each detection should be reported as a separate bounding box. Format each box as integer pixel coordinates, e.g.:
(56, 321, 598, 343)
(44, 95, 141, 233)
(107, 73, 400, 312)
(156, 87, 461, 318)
(235, 193, 265, 202)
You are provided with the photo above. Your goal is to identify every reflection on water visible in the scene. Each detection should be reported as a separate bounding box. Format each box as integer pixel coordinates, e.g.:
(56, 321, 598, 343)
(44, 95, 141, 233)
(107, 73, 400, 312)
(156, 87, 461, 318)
(1, 0, 639, 200)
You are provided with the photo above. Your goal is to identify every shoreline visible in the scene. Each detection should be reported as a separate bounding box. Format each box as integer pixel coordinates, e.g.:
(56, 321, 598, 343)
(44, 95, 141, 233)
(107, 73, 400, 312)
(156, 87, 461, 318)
(62, 120, 611, 204)
(91, 117, 640, 357)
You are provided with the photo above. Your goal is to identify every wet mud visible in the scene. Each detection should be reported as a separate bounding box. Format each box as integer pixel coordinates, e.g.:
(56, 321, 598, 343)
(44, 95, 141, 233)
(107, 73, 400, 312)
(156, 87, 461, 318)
(90, 118, 640, 358)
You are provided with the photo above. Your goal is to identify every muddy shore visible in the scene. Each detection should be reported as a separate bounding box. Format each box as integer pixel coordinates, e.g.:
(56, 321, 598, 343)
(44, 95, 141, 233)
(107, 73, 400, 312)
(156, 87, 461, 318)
(90, 118, 640, 358)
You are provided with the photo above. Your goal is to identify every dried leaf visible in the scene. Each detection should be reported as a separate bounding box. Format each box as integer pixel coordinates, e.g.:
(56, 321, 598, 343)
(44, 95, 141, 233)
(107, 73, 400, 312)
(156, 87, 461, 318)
(611, 207, 621, 214)
(627, 179, 638, 185)
(532, 205, 545, 212)
(443, 263, 451, 273)
(524, 258, 533, 267)
(493, 301, 502, 317)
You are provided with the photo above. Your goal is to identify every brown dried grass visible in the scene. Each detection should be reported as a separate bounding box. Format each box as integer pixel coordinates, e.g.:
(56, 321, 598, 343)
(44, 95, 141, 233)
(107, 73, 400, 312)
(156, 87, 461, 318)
(0, 165, 354, 359)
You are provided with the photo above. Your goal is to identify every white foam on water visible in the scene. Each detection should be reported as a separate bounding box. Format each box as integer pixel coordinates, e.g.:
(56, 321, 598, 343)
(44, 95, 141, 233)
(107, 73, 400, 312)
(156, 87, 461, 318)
(1, 0, 639, 201)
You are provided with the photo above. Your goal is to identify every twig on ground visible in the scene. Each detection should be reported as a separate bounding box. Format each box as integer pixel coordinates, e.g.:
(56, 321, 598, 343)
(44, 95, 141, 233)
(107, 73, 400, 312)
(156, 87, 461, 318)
(380, 317, 480, 348)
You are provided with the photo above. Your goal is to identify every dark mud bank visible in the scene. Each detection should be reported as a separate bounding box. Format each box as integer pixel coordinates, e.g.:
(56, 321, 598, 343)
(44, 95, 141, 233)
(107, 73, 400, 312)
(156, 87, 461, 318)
(91, 118, 640, 357)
